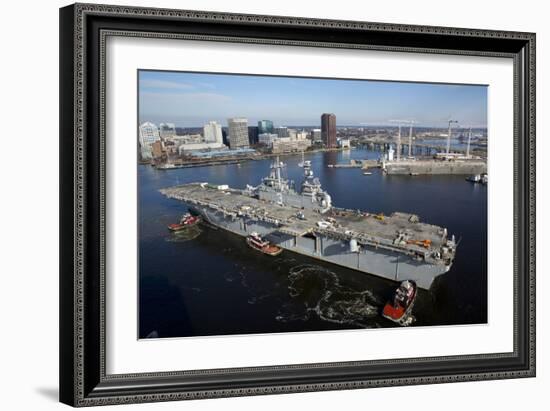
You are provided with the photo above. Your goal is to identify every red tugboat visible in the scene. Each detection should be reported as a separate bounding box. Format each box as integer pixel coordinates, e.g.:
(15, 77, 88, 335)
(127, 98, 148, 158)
(246, 232, 283, 256)
(168, 213, 201, 232)
(382, 280, 417, 326)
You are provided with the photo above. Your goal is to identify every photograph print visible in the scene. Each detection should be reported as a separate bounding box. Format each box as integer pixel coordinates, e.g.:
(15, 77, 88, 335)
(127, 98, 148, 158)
(138, 70, 488, 339)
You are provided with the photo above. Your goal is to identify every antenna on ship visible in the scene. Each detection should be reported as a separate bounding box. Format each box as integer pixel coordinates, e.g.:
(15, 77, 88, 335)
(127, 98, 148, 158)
(298, 150, 305, 167)
(275, 156, 281, 186)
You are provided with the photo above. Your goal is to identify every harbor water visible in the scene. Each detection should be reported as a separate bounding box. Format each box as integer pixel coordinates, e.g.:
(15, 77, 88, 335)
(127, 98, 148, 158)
(139, 148, 487, 338)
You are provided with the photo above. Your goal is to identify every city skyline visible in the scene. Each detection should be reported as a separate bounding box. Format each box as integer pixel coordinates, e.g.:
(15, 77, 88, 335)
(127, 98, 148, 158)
(139, 70, 488, 128)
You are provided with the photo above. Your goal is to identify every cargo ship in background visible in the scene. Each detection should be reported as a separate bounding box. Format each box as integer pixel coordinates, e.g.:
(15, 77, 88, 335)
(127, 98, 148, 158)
(160, 158, 457, 290)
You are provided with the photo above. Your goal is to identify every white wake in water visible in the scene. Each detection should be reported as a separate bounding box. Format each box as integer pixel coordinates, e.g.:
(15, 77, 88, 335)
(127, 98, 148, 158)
(164, 226, 202, 242)
(277, 264, 383, 328)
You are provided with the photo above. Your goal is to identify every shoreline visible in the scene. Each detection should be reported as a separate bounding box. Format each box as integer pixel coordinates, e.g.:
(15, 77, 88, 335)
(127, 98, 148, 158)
(150, 147, 352, 170)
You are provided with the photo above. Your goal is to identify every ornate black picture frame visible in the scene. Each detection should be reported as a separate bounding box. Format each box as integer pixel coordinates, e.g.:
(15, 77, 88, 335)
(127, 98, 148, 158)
(59, 3, 535, 407)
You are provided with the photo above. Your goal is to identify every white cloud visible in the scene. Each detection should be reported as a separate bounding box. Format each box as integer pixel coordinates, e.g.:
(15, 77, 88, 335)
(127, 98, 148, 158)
(139, 79, 195, 91)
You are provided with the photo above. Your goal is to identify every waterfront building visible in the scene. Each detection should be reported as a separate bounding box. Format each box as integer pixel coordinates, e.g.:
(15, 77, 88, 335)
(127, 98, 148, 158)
(275, 126, 289, 138)
(221, 128, 229, 146)
(151, 140, 166, 160)
(258, 120, 274, 135)
(140, 144, 153, 160)
(338, 138, 351, 149)
(321, 113, 337, 148)
(171, 134, 203, 146)
(139, 121, 160, 160)
(176, 128, 226, 155)
(286, 129, 308, 140)
(203, 121, 223, 144)
(159, 122, 176, 139)
(190, 147, 257, 159)
(178, 142, 229, 156)
(311, 128, 322, 142)
(271, 137, 311, 154)
(248, 126, 259, 145)
(295, 131, 309, 140)
(163, 140, 179, 155)
(139, 122, 160, 145)
(258, 133, 278, 147)
(227, 118, 249, 149)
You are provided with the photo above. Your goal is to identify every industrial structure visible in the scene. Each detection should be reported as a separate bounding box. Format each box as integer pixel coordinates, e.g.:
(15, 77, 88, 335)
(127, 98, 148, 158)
(380, 118, 487, 175)
(389, 119, 417, 160)
(446, 119, 459, 155)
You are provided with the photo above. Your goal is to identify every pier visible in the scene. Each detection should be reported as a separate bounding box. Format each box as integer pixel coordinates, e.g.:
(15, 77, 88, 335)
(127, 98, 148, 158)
(383, 159, 487, 175)
(358, 140, 487, 158)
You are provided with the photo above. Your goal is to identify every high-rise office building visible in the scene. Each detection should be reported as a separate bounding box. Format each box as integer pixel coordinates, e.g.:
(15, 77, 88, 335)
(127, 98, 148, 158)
(275, 126, 289, 138)
(138, 122, 160, 160)
(248, 126, 259, 145)
(139, 122, 160, 146)
(203, 121, 223, 144)
(227, 118, 249, 149)
(321, 113, 337, 148)
(258, 120, 274, 135)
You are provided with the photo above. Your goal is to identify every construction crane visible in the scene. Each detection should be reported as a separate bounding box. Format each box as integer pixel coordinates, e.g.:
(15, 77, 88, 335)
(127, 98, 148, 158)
(446, 119, 459, 155)
(389, 120, 403, 161)
(406, 120, 418, 157)
(390, 120, 417, 160)
(466, 126, 472, 157)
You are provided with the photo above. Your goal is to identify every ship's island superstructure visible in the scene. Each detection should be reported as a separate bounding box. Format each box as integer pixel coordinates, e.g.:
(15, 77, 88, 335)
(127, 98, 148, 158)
(160, 159, 457, 289)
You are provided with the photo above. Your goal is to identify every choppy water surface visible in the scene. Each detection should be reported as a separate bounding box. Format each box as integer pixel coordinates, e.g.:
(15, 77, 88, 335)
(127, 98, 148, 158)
(139, 149, 487, 338)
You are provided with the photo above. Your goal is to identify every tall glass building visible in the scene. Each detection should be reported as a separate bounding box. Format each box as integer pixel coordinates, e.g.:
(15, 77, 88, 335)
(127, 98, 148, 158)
(258, 120, 274, 135)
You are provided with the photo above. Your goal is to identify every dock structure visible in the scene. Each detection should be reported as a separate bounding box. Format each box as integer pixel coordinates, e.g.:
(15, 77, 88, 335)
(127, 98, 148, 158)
(383, 159, 487, 175)
(328, 157, 485, 174)
(359, 139, 487, 158)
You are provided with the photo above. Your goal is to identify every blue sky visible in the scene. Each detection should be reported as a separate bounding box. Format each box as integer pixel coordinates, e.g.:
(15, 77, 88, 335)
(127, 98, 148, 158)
(138, 70, 487, 128)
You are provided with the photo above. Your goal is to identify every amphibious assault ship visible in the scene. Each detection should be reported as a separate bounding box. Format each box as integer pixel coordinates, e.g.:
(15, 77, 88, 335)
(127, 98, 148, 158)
(160, 159, 457, 289)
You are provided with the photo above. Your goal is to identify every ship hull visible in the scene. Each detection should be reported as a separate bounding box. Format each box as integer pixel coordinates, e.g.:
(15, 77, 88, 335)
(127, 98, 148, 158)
(190, 205, 449, 290)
